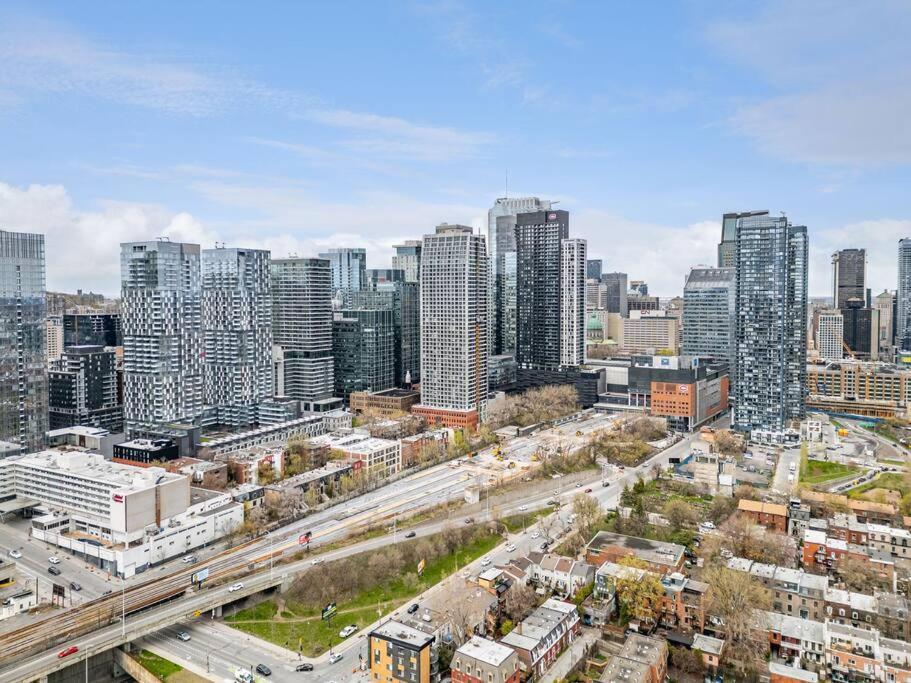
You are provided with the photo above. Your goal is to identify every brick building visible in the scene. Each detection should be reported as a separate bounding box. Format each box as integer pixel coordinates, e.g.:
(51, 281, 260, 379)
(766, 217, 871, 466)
(737, 499, 789, 533)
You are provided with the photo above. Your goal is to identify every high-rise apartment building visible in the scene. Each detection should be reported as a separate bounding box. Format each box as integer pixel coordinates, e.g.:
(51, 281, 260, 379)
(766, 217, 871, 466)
(346, 269, 420, 385)
(681, 267, 735, 368)
(874, 290, 895, 350)
(515, 209, 585, 370)
(630, 280, 649, 296)
(63, 312, 122, 348)
(391, 241, 421, 283)
(48, 345, 122, 431)
(318, 247, 367, 293)
(732, 213, 808, 434)
(0, 229, 48, 454)
(817, 311, 844, 360)
(601, 272, 628, 316)
(832, 249, 866, 310)
(271, 258, 335, 409)
(586, 259, 603, 281)
(560, 239, 587, 366)
(332, 308, 395, 400)
(413, 224, 488, 429)
(121, 240, 203, 437)
(201, 247, 273, 428)
(488, 197, 552, 356)
(897, 239, 911, 351)
(718, 210, 767, 268)
(45, 314, 64, 363)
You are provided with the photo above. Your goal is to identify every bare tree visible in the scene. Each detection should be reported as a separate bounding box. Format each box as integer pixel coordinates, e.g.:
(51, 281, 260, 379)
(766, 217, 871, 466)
(503, 582, 539, 623)
(572, 494, 602, 539)
(703, 566, 770, 675)
(663, 499, 697, 532)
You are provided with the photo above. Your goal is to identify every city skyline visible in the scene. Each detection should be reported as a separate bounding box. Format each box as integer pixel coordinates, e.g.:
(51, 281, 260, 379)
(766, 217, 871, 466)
(0, 3, 909, 297)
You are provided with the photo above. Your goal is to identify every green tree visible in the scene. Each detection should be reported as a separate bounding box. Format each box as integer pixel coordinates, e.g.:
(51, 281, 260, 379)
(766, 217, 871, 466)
(615, 557, 664, 627)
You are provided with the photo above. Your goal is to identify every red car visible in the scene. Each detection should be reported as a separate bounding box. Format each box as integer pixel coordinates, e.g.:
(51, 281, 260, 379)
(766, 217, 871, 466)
(584, 488, 592, 493)
(58, 646, 79, 658)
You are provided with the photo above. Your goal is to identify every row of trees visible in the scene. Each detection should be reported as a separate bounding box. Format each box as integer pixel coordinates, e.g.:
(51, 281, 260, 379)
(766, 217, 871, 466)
(488, 385, 579, 429)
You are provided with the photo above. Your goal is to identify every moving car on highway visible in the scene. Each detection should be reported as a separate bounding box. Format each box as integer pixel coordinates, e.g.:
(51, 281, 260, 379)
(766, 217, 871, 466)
(228, 582, 244, 592)
(58, 646, 78, 658)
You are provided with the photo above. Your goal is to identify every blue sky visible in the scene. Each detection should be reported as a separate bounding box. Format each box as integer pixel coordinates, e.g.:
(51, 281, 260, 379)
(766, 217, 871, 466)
(0, 1, 909, 296)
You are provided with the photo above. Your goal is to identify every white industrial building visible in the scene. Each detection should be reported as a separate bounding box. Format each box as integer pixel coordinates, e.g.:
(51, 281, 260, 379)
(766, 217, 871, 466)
(310, 430, 401, 479)
(0, 451, 242, 577)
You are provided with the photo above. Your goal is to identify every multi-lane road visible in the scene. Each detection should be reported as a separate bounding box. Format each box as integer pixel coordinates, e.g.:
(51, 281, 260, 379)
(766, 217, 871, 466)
(146, 428, 701, 683)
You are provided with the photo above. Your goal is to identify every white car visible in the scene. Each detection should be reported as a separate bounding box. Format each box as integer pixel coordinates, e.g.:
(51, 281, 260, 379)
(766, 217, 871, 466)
(699, 521, 716, 531)
(530, 531, 540, 539)
(311, 558, 323, 565)
(181, 555, 196, 564)
(505, 543, 516, 552)
(518, 505, 528, 512)
(228, 582, 244, 592)
(461, 570, 471, 579)
(720, 549, 733, 559)
(328, 652, 343, 664)
(338, 625, 358, 638)
(176, 631, 191, 642)
(8, 550, 21, 559)
(480, 557, 491, 567)
(48, 556, 61, 565)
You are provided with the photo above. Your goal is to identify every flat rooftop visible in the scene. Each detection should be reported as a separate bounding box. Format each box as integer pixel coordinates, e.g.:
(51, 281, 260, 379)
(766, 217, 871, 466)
(2, 450, 183, 490)
(600, 656, 650, 682)
(370, 620, 435, 649)
(455, 636, 515, 667)
(587, 530, 685, 567)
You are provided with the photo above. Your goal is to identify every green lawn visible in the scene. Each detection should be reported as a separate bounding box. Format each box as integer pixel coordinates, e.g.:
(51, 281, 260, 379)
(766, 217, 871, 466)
(847, 472, 911, 500)
(500, 508, 549, 533)
(802, 458, 861, 485)
(135, 650, 183, 680)
(880, 459, 909, 467)
(226, 529, 502, 656)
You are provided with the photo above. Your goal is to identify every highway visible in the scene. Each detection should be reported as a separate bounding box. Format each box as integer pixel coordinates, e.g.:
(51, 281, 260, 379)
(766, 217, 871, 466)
(144, 429, 701, 683)
(0, 412, 619, 681)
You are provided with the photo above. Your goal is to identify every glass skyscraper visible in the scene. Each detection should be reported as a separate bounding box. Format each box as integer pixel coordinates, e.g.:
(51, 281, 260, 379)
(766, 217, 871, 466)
(0, 230, 48, 454)
(897, 239, 911, 352)
(733, 213, 808, 434)
(682, 267, 735, 369)
(318, 247, 367, 293)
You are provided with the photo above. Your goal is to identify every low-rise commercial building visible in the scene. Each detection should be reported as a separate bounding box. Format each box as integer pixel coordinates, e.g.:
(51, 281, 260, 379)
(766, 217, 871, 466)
(112, 438, 179, 464)
(0, 450, 242, 577)
(807, 360, 911, 419)
(349, 388, 420, 416)
(310, 430, 401, 479)
(199, 412, 352, 457)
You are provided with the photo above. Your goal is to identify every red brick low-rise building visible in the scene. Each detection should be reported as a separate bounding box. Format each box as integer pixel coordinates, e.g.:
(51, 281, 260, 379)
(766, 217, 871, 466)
(451, 636, 520, 683)
(738, 499, 788, 533)
(500, 598, 580, 680)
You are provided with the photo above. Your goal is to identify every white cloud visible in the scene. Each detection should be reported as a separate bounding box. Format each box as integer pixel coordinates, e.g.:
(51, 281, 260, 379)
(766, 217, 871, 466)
(708, 1, 911, 165)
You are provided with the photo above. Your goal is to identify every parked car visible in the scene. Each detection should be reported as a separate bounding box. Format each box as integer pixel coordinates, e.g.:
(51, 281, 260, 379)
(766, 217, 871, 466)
(48, 566, 61, 576)
(228, 582, 244, 592)
(255, 664, 272, 676)
(407, 603, 419, 614)
(404, 531, 416, 539)
(311, 558, 323, 565)
(48, 556, 61, 565)
(328, 653, 343, 664)
(505, 543, 516, 552)
(518, 505, 528, 512)
(464, 517, 474, 524)
(295, 663, 314, 672)
(699, 521, 716, 530)
(8, 549, 21, 559)
(480, 557, 491, 567)
(530, 531, 540, 539)
(176, 631, 191, 642)
(338, 625, 358, 638)
(181, 555, 197, 564)
(69, 582, 82, 592)
(58, 646, 78, 658)
(584, 488, 592, 493)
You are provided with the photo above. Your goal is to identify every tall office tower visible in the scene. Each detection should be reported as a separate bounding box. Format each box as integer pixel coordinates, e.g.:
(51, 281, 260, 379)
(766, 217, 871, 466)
(318, 247, 367, 293)
(121, 241, 203, 436)
(874, 290, 895, 349)
(718, 210, 768, 267)
(560, 239, 587, 366)
(332, 308, 395, 399)
(832, 249, 866, 310)
(733, 214, 808, 434)
(681, 267, 735, 367)
(601, 272, 628, 316)
(586, 259, 603, 281)
(201, 247, 273, 428)
(515, 209, 581, 370)
(817, 311, 844, 360)
(413, 224, 488, 429)
(898, 239, 911, 351)
(63, 312, 122, 347)
(347, 269, 420, 385)
(629, 280, 648, 296)
(488, 197, 552, 356)
(391, 241, 421, 283)
(270, 258, 334, 409)
(586, 279, 607, 310)
(45, 314, 64, 363)
(48, 345, 122, 431)
(841, 298, 880, 360)
(0, 230, 48, 454)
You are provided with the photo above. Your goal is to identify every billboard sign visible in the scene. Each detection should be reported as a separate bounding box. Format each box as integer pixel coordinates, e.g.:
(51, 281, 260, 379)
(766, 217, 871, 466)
(191, 568, 210, 584)
(321, 602, 337, 620)
(298, 530, 312, 545)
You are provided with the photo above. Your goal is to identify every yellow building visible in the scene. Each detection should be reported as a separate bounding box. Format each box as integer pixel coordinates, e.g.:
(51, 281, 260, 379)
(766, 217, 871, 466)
(369, 620, 436, 683)
(807, 360, 911, 418)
